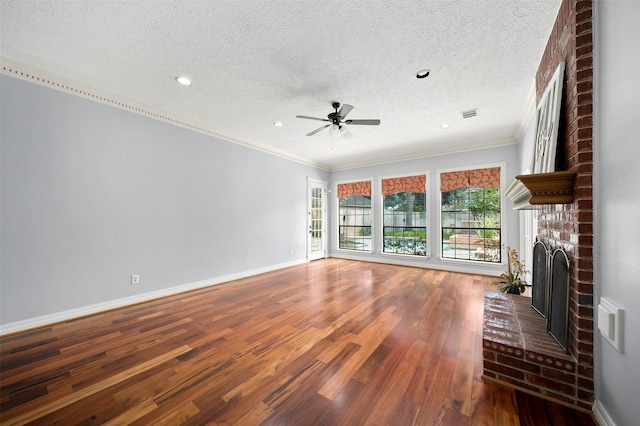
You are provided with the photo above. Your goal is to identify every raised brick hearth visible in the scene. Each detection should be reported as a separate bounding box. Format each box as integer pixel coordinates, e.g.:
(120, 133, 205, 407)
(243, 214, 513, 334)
(482, 292, 584, 407)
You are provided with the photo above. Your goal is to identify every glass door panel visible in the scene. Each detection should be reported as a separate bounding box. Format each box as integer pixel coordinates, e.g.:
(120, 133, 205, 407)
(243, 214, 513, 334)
(308, 178, 326, 260)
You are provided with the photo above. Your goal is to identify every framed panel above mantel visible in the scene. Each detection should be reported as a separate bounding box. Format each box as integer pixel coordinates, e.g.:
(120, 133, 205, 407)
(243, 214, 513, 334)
(532, 62, 565, 174)
(506, 62, 570, 210)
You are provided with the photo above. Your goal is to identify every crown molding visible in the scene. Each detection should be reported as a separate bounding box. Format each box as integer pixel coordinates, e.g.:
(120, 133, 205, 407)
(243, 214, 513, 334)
(0, 57, 330, 171)
(515, 82, 537, 142)
(329, 137, 518, 171)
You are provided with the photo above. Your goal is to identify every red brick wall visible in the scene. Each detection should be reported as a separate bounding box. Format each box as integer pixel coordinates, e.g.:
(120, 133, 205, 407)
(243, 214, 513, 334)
(535, 0, 594, 406)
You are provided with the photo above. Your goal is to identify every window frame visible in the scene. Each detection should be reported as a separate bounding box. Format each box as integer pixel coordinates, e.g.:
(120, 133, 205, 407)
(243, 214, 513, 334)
(378, 171, 430, 258)
(336, 177, 374, 254)
(436, 162, 506, 264)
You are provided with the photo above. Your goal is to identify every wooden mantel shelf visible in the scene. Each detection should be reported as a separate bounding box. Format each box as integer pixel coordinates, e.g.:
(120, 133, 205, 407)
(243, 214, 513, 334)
(515, 170, 576, 205)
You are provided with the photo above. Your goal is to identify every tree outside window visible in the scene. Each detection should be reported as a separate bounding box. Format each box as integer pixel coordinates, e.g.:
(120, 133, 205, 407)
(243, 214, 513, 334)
(383, 191, 427, 255)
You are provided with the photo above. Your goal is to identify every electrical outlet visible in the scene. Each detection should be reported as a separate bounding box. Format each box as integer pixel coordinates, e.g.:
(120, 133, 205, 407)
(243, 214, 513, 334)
(289, 250, 293, 256)
(131, 274, 140, 285)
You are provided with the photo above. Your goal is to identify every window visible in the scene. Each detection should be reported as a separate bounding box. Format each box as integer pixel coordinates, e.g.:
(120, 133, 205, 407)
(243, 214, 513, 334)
(439, 166, 502, 263)
(381, 174, 427, 256)
(337, 180, 372, 252)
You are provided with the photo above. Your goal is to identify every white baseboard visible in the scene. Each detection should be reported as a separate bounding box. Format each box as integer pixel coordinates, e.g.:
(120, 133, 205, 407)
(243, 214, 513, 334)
(593, 400, 616, 426)
(0, 259, 307, 337)
(329, 252, 502, 277)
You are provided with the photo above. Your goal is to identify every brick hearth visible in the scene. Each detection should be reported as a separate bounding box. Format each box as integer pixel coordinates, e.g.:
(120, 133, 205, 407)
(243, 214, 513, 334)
(482, 291, 582, 407)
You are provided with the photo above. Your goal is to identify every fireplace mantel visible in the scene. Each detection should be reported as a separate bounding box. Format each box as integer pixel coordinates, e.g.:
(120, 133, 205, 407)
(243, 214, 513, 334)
(506, 171, 576, 208)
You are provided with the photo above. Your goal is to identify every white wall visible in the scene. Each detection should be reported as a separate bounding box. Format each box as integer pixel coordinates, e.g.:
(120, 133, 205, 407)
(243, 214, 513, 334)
(0, 75, 327, 330)
(328, 144, 521, 276)
(594, 1, 640, 424)
(518, 111, 536, 175)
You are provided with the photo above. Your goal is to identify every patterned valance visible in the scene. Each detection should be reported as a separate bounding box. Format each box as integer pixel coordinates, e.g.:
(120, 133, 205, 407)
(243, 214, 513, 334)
(337, 180, 371, 199)
(381, 175, 426, 196)
(440, 167, 500, 192)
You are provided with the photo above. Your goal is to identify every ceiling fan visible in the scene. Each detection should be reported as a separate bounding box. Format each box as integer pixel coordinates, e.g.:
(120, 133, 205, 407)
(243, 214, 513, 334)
(296, 102, 381, 138)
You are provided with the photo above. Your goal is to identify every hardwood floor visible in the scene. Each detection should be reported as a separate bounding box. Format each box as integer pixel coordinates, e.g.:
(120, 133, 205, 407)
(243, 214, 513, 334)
(0, 259, 590, 425)
(514, 391, 595, 426)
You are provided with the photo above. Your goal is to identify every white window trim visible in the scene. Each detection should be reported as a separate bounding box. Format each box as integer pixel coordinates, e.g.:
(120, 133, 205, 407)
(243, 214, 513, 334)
(435, 162, 506, 265)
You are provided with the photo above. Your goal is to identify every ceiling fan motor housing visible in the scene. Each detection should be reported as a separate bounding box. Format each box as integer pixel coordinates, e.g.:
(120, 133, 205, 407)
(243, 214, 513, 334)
(329, 102, 342, 124)
(328, 112, 341, 125)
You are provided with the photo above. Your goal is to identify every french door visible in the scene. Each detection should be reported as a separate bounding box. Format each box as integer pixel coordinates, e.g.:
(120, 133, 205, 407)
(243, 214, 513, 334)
(307, 178, 327, 261)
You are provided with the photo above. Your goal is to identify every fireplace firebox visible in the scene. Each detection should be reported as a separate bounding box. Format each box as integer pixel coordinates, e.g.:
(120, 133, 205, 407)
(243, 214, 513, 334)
(530, 241, 570, 352)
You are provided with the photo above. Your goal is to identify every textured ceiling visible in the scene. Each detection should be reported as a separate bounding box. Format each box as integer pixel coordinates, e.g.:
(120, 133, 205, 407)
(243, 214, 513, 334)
(0, 0, 561, 170)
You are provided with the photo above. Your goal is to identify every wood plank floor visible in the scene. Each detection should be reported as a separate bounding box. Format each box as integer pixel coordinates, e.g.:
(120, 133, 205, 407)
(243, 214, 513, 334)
(0, 259, 590, 425)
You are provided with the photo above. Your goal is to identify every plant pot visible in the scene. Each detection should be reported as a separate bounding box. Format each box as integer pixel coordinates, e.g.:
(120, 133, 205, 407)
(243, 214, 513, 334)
(506, 287, 522, 295)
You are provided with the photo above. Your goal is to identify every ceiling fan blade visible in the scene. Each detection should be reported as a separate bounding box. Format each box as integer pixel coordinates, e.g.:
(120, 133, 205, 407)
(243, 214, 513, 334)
(306, 124, 331, 136)
(345, 119, 381, 125)
(338, 104, 354, 119)
(296, 115, 330, 122)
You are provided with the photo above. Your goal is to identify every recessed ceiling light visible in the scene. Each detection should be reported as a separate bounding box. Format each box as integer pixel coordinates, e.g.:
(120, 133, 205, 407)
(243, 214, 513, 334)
(441, 123, 450, 129)
(175, 76, 192, 86)
(416, 69, 431, 79)
(273, 121, 283, 127)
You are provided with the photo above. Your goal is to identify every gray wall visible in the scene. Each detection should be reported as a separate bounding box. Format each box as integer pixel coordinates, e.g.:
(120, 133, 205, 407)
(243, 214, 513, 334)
(1, 75, 327, 326)
(594, 1, 640, 424)
(328, 144, 521, 276)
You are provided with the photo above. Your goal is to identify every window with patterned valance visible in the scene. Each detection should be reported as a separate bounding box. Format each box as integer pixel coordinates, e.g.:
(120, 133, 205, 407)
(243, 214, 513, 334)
(439, 165, 502, 264)
(381, 174, 427, 256)
(337, 180, 372, 252)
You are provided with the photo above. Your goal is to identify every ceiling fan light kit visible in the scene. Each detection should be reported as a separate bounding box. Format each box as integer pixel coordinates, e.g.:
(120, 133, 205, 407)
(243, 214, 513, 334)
(296, 102, 380, 138)
(329, 124, 352, 139)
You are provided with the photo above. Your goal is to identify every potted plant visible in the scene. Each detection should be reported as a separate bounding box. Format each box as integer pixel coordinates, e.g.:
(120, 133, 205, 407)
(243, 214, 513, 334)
(493, 246, 529, 294)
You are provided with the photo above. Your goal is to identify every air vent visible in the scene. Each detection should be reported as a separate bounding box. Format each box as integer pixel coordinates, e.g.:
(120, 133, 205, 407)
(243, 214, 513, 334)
(462, 108, 478, 119)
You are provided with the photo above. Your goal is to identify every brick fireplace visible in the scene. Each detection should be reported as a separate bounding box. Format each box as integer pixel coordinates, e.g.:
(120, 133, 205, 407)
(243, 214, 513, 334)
(482, 0, 594, 411)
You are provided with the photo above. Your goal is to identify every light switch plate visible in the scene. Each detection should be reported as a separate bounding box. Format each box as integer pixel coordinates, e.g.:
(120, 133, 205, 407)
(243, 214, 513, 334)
(597, 304, 614, 339)
(598, 297, 624, 352)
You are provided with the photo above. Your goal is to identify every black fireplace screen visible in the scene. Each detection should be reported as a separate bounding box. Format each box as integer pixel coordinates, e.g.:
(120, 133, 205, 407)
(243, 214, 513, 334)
(531, 241, 550, 317)
(529, 241, 570, 353)
(548, 248, 570, 352)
